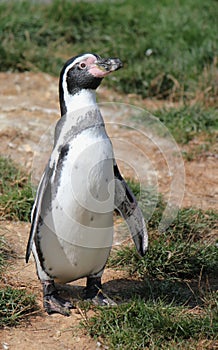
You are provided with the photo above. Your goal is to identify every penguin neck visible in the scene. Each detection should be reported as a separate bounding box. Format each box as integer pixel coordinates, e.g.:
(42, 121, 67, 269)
(60, 89, 98, 117)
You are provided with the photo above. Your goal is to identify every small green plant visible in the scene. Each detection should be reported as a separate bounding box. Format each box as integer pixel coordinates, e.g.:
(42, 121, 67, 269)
(120, 179, 218, 280)
(0, 234, 17, 277)
(84, 297, 218, 349)
(0, 157, 34, 221)
(109, 240, 217, 280)
(182, 136, 217, 161)
(132, 106, 218, 144)
(0, 234, 37, 327)
(154, 106, 218, 144)
(0, 287, 36, 327)
(110, 204, 218, 279)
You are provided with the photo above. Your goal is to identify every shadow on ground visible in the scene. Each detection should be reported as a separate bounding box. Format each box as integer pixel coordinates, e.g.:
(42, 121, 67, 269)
(55, 274, 217, 310)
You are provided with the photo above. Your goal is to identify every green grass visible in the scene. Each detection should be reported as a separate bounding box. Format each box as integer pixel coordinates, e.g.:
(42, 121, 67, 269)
(83, 204, 218, 348)
(109, 239, 217, 280)
(0, 0, 217, 100)
(132, 105, 218, 144)
(110, 207, 218, 279)
(83, 180, 218, 349)
(154, 106, 218, 144)
(0, 287, 37, 327)
(0, 223, 37, 327)
(0, 156, 34, 221)
(0, 235, 13, 275)
(85, 297, 218, 349)
(182, 137, 217, 161)
(111, 184, 218, 280)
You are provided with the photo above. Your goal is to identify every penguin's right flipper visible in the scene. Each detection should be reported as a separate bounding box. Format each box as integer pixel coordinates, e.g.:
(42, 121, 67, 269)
(25, 164, 52, 263)
(114, 163, 148, 256)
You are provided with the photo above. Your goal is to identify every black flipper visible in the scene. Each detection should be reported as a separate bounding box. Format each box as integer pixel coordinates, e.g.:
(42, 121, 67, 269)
(114, 163, 148, 256)
(26, 170, 46, 263)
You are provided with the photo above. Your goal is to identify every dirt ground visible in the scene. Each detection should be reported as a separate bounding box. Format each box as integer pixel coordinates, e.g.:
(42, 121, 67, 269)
(0, 72, 217, 350)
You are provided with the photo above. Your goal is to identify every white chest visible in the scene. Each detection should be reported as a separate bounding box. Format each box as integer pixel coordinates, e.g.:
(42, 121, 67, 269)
(44, 127, 115, 248)
(39, 127, 115, 282)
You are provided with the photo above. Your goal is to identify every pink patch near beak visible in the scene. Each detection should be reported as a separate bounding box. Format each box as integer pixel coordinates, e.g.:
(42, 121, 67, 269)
(88, 65, 111, 78)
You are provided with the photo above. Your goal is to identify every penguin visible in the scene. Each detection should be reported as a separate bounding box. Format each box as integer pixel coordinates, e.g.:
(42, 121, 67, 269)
(26, 53, 148, 316)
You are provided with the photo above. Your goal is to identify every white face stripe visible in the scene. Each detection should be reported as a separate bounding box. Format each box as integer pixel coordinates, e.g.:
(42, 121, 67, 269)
(67, 53, 97, 68)
(62, 53, 97, 101)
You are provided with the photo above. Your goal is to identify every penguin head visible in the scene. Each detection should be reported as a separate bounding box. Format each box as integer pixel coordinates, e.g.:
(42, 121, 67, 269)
(59, 53, 123, 115)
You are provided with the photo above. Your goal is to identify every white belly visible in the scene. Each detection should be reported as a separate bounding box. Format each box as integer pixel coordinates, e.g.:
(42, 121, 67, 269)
(39, 128, 115, 282)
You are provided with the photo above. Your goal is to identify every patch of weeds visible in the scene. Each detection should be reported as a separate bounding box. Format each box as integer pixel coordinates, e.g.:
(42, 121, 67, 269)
(110, 206, 218, 279)
(110, 241, 217, 280)
(0, 0, 217, 101)
(0, 235, 37, 327)
(0, 287, 37, 327)
(141, 278, 198, 307)
(132, 105, 218, 144)
(0, 235, 7, 274)
(154, 106, 218, 144)
(182, 134, 218, 161)
(103, 178, 218, 347)
(122, 179, 218, 279)
(127, 179, 217, 240)
(0, 235, 15, 276)
(0, 157, 34, 221)
(84, 297, 218, 349)
(85, 201, 218, 348)
(203, 290, 218, 313)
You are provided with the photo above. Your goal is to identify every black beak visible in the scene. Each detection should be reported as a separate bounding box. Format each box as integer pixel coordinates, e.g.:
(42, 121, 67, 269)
(95, 57, 123, 72)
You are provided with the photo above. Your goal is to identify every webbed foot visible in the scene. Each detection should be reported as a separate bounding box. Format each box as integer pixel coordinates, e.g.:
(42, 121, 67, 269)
(42, 280, 74, 316)
(85, 276, 117, 307)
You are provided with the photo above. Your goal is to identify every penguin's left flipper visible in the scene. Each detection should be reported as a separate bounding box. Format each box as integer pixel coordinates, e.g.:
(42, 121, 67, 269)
(114, 163, 148, 256)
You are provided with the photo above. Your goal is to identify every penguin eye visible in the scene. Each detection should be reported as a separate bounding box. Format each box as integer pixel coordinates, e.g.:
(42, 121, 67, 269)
(79, 62, 87, 69)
